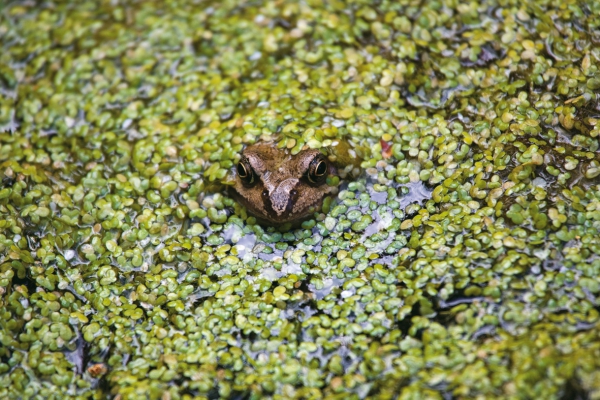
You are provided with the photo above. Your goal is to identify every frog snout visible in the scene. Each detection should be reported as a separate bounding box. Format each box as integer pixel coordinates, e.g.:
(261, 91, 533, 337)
(267, 179, 299, 216)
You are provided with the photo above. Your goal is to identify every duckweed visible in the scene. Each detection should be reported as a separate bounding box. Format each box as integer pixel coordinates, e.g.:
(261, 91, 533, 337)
(1, 1, 600, 399)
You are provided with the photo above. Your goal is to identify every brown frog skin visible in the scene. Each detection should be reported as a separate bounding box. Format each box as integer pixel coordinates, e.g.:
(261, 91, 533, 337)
(230, 142, 337, 225)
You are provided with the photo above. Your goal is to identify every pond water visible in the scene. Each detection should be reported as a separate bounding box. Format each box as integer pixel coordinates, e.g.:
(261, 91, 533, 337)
(1, 1, 600, 399)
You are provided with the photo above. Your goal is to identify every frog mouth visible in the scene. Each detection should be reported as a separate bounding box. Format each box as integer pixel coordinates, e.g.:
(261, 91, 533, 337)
(261, 196, 327, 224)
(230, 187, 327, 225)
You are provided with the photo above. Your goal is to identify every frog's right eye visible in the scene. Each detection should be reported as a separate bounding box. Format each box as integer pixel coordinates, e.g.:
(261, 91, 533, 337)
(307, 154, 329, 185)
(237, 161, 256, 186)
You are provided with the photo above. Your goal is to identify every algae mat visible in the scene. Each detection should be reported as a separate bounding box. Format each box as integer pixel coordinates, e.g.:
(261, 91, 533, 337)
(1, 0, 600, 399)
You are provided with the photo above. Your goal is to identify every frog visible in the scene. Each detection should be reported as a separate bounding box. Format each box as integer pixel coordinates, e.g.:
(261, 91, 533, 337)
(230, 140, 361, 225)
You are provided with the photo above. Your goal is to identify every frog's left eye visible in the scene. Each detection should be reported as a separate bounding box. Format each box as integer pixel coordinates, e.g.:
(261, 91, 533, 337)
(307, 155, 328, 184)
(237, 161, 256, 185)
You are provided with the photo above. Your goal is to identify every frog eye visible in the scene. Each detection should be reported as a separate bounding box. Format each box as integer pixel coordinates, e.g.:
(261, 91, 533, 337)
(307, 155, 328, 184)
(237, 161, 255, 185)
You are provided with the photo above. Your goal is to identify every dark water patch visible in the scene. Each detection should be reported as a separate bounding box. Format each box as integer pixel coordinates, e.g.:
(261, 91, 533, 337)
(471, 324, 496, 340)
(308, 277, 345, 301)
(397, 180, 434, 210)
(438, 296, 488, 309)
(10, 275, 37, 298)
(561, 378, 590, 400)
(460, 43, 503, 68)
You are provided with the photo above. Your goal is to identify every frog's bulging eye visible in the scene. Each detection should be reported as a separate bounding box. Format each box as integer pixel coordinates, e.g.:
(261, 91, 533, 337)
(307, 155, 328, 184)
(315, 160, 327, 175)
(237, 161, 255, 185)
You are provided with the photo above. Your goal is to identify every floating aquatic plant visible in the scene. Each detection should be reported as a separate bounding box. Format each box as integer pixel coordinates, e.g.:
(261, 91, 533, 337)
(1, 0, 600, 399)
